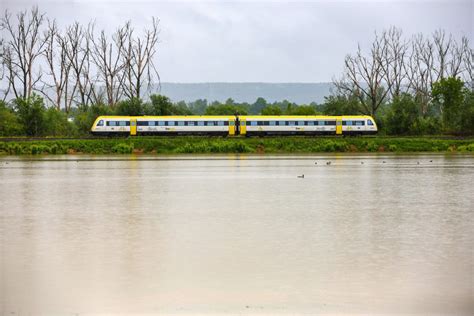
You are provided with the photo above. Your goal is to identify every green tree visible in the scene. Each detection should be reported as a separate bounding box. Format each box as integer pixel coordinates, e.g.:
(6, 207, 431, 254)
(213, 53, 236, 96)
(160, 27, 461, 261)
(322, 95, 362, 115)
(13, 94, 46, 136)
(72, 103, 112, 135)
(261, 105, 282, 115)
(188, 99, 208, 115)
(0, 101, 23, 136)
(43, 108, 76, 136)
(149, 94, 174, 115)
(205, 102, 248, 115)
(384, 94, 422, 135)
(285, 105, 317, 115)
(250, 97, 267, 114)
(432, 77, 465, 133)
(115, 98, 144, 116)
(459, 89, 474, 135)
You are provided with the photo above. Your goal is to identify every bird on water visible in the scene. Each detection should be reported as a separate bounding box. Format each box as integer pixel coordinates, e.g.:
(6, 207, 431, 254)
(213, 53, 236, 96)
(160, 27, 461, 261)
(297, 174, 305, 178)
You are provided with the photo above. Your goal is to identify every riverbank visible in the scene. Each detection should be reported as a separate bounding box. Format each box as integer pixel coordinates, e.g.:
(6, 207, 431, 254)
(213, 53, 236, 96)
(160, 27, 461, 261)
(1, 136, 473, 155)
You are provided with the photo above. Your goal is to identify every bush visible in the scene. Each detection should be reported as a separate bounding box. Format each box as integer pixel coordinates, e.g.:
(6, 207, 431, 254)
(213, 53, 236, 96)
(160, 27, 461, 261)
(0, 101, 23, 136)
(112, 143, 134, 154)
(13, 94, 46, 136)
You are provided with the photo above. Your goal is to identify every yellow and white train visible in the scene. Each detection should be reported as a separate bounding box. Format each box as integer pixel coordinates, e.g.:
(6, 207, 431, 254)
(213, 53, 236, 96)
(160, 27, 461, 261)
(91, 115, 377, 136)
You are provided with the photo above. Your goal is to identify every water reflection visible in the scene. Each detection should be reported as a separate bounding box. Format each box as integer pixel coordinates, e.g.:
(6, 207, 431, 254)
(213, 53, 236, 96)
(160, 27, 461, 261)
(0, 154, 473, 315)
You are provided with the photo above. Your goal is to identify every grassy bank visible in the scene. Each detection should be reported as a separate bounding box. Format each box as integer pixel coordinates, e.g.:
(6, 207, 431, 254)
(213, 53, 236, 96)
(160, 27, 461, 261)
(1, 137, 474, 155)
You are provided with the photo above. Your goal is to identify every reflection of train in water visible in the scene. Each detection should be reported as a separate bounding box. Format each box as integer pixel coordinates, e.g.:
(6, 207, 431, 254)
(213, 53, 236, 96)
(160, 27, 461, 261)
(91, 115, 378, 136)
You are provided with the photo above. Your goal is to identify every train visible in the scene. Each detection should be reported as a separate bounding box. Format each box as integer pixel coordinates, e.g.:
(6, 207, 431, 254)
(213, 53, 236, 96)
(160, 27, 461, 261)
(91, 115, 378, 136)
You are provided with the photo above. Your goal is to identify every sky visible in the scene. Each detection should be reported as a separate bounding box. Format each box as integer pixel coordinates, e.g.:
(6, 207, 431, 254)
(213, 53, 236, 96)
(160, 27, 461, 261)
(2, 0, 473, 83)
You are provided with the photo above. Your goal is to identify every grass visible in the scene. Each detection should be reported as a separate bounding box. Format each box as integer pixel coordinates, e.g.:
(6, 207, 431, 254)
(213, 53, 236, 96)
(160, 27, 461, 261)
(0, 136, 474, 155)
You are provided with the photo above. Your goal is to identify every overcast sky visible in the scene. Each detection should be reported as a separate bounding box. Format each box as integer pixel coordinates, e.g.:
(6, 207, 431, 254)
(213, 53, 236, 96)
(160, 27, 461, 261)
(2, 0, 473, 83)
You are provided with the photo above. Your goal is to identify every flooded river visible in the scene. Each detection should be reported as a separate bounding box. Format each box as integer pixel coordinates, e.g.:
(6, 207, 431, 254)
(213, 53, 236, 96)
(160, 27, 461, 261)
(0, 154, 473, 315)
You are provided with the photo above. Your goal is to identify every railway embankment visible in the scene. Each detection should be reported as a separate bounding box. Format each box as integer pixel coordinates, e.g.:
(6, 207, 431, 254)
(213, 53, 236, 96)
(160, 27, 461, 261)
(0, 137, 473, 155)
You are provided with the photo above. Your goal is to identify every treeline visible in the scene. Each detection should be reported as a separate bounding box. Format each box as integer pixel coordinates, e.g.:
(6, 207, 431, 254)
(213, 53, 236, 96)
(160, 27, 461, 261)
(0, 7, 472, 136)
(1, 78, 473, 137)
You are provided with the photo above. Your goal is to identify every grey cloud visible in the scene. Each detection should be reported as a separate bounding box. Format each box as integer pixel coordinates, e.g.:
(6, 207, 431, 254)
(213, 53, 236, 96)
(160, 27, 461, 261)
(2, 0, 472, 82)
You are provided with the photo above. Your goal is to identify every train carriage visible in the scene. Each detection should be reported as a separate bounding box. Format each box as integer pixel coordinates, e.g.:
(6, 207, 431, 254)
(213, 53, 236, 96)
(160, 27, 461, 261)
(92, 116, 236, 136)
(240, 115, 377, 136)
(91, 115, 377, 136)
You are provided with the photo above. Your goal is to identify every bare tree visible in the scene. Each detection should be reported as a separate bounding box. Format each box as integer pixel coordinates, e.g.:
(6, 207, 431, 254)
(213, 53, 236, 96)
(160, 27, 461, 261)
(41, 19, 75, 110)
(64, 22, 101, 106)
(120, 17, 160, 100)
(0, 7, 46, 99)
(334, 33, 392, 116)
(89, 23, 130, 106)
(380, 26, 409, 99)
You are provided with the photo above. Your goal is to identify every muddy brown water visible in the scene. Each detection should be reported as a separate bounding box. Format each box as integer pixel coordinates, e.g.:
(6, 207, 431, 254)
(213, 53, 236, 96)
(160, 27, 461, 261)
(0, 154, 473, 315)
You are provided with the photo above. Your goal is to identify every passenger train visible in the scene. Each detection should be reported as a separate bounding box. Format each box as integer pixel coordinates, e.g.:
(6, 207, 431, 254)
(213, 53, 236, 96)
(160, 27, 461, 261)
(91, 115, 377, 136)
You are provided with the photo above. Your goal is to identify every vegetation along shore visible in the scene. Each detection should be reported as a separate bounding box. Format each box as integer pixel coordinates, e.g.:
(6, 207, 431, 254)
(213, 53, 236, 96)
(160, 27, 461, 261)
(1, 137, 473, 155)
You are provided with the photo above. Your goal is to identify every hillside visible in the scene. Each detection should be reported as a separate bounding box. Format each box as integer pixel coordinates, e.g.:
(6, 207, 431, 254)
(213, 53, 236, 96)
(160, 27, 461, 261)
(158, 82, 333, 104)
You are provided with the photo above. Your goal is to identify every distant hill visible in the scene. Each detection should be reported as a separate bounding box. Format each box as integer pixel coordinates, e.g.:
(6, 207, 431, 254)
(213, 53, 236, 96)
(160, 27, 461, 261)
(157, 82, 334, 104)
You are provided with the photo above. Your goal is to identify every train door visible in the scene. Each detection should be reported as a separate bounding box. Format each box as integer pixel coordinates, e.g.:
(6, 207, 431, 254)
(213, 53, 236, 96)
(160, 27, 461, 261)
(130, 118, 137, 136)
(240, 118, 246, 136)
(229, 118, 235, 136)
(336, 118, 342, 135)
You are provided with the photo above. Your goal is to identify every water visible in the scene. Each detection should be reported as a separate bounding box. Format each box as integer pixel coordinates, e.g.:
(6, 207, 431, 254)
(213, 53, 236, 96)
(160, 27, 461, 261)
(0, 154, 473, 316)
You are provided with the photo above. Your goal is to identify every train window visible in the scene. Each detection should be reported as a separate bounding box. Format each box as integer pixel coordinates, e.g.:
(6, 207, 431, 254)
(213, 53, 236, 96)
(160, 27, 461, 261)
(178, 121, 185, 126)
(188, 121, 195, 126)
(229, 121, 235, 126)
(355, 121, 365, 126)
(306, 121, 314, 126)
(137, 121, 147, 126)
(297, 121, 304, 126)
(168, 121, 175, 126)
(97, 120, 104, 126)
(206, 121, 213, 126)
(278, 121, 286, 126)
(269, 121, 276, 126)
(367, 120, 374, 126)
(250, 121, 257, 126)
(241, 121, 246, 126)
(288, 121, 296, 126)
(107, 121, 116, 126)
(325, 121, 336, 126)
(148, 121, 155, 126)
(158, 121, 165, 126)
(198, 121, 205, 126)
(262, 121, 269, 126)
(218, 121, 225, 126)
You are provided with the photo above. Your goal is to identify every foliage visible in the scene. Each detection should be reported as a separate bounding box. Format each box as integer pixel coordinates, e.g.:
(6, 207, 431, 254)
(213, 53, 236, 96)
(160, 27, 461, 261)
(0, 101, 23, 136)
(205, 102, 248, 115)
(115, 98, 144, 116)
(1, 137, 473, 155)
(13, 94, 46, 136)
(261, 105, 282, 115)
(432, 77, 466, 134)
(322, 95, 362, 116)
(384, 94, 422, 135)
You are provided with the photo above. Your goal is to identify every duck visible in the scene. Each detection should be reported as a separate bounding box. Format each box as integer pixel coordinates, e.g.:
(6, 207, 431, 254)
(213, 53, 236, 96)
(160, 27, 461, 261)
(326, 161, 331, 165)
(297, 174, 305, 178)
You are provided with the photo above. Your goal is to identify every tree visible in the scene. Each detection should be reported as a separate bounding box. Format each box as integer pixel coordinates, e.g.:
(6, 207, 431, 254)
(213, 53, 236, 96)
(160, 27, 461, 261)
(384, 94, 422, 135)
(261, 105, 282, 115)
(13, 94, 46, 136)
(250, 97, 267, 114)
(120, 17, 160, 100)
(205, 102, 248, 115)
(334, 33, 392, 117)
(148, 94, 173, 115)
(0, 100, 23, 135)
(432, 77, 465, 133)
(187, 99, 207, 115)
(115, 97, 144, 116)
(322, 94, 362, 115)
(285, 105, 317, 115)
(1, 7, 46, 99)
